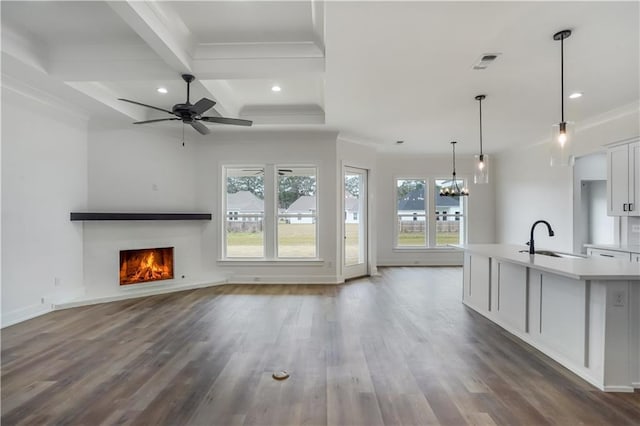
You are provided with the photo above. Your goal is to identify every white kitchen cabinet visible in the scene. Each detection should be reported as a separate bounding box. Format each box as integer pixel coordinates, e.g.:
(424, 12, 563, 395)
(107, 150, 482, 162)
(607, 140, 640, 216)
(587, 247, 632, 261)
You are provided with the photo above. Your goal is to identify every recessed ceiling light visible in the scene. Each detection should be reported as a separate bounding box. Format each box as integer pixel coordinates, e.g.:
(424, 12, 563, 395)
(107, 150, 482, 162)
(569, 92, 583, 99)
(271, 85, 281, 92)
(157, 87, 168, 94)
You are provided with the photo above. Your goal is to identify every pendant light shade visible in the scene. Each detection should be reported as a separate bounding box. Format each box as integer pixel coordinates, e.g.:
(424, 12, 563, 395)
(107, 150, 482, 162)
(440, 141, 469, 197)
(474, 94, 489, 184)
(550, 29, 574, 167)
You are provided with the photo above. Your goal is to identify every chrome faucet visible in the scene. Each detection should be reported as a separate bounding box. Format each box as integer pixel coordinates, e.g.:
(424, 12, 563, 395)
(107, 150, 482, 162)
(528, 220, 555, 254)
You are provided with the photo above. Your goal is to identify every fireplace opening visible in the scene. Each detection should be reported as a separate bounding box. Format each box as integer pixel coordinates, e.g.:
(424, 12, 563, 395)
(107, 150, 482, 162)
(119, 247, 174, 285)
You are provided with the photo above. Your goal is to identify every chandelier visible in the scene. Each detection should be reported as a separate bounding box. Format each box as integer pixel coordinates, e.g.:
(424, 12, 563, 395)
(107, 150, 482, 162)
(440, 141, 469, 197)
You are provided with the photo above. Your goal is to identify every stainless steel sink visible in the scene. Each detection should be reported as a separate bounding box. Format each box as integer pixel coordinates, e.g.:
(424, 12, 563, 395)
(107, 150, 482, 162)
(518, 249, 586, 259)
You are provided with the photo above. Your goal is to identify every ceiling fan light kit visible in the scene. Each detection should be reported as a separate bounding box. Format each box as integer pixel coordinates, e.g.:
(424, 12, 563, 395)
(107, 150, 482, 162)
(550, 29, 574, 167)
(118, 74, 253, 135)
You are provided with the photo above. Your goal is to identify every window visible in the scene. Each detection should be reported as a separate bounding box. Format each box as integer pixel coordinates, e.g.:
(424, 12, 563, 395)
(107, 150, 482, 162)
(434, 179, 466, 246)
(395, 177, 467, 248)
(225, 168, 265, 258)
(396, 179, 426, 247)
(277, 167, 317, 258)
(223, 165, 318, 259)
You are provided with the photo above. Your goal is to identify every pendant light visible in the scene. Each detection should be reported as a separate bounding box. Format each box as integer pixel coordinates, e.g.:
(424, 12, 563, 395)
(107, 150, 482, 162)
(474, 94, 489, 184)
(550, 29, 574, 166)
(440, 141, 469, 197)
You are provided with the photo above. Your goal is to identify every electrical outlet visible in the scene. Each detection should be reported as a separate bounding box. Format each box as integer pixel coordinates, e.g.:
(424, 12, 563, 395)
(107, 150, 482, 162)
(253, 277, 260, 282)
(631, 224, 640, 233)
(152, 184, 158, 191)
(614, 291, 625, 307)
(54, 277, 60, 286)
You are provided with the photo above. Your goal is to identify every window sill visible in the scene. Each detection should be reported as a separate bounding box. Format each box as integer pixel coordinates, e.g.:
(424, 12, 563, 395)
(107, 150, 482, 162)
(217, 259, 325, 266)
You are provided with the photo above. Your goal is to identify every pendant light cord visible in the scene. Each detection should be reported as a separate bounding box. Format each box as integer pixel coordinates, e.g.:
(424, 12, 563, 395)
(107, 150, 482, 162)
(560, 36, 564, 123)
(478, 98, 483, 156)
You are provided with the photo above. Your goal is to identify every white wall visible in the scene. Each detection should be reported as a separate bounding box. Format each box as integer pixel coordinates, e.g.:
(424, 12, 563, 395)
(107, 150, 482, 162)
(573, 152, 616, 252)
(1, 86, 88, 326)
(588, 181, 613, 245)
(375, 153, 495, 266)
(81, 125, 215, 300)
(196, 129, 341, 283)
(495, 103, 639, 252)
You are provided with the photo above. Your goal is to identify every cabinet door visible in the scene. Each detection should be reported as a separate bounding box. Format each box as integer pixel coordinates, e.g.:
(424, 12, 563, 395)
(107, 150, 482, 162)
(608, 145, 630, 216)
(629, 142, 640, 216)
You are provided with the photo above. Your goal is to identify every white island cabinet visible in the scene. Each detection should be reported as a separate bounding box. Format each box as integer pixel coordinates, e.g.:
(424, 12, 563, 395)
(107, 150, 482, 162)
(455, 244, 640, 392)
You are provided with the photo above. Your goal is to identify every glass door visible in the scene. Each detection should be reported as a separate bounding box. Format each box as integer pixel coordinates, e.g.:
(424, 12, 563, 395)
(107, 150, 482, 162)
(343, 167, 368, 279)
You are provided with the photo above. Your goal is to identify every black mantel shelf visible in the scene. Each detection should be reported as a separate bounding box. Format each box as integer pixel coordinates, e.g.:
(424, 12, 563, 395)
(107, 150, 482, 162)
(70, 212, 212, 221)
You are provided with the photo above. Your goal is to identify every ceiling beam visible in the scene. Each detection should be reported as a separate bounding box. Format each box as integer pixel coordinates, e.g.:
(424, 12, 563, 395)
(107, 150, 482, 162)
(192, 42, 324, 79)
(108, 1, 193, 72)
(311, 0, 326, 53)
(107, 0, 226, 117)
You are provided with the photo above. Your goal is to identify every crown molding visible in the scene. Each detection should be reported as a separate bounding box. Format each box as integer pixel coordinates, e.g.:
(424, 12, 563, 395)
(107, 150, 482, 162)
(2, 74, 90, 122)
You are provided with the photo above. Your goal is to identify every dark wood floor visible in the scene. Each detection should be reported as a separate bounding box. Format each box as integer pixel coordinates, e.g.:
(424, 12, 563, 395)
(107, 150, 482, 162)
(2, 267, 639, 425)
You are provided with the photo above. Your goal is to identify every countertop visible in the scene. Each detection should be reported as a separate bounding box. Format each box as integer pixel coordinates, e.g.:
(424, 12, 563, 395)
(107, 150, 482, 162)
(584, 243, 640, 254)
(453, 244, 640, 281)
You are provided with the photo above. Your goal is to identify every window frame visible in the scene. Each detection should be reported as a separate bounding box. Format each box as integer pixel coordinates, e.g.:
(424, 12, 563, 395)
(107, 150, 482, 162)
(433, 177, 467, 247)
(394, 177, 428, 249)
(393, 175, 468, 250)
(221, 164, 320, 261)
(275, 165, 319, 259)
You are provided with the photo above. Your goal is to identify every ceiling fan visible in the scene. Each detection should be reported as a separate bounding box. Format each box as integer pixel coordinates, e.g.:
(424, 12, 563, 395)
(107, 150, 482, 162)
(243, 168, 293, 176)
(118, 74, 252, 135)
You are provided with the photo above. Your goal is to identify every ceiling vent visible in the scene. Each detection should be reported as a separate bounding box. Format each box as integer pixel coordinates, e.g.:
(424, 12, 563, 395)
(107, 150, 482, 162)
(472, 53, 501, 70)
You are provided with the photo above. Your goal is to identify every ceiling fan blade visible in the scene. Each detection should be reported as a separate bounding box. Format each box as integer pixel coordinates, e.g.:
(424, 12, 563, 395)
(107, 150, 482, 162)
(191, 121, 210, 135)
(118, 98, 174, 115)
(133, 118, 180, 124)
(201, 116, 253, 127)
(192, 98, 216, 115)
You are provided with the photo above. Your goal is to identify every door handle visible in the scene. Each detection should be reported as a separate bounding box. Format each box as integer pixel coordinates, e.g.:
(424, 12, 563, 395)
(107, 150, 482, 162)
(623, 203, 628, 211)
(629, 203, 634, 211)
(599, 254, 615, 258)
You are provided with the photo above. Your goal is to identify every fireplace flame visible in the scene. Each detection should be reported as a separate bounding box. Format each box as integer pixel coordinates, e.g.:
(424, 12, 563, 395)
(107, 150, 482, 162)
(120, 248, 173, 285)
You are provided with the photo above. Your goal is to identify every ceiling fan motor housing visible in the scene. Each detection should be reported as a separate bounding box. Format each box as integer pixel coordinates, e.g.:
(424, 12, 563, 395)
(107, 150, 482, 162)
(172, 103, 199, 122)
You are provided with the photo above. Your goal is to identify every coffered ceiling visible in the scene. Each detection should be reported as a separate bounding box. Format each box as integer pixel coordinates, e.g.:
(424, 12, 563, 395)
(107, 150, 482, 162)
(2, 1, 638, 153)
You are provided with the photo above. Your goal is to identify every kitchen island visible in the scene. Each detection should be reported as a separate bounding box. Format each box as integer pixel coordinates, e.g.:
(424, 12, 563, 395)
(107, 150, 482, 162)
(454, 244, 640, 392)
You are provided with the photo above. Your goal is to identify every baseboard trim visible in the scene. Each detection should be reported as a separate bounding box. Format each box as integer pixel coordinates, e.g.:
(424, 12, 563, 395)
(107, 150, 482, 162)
(54, 279, 228, 310)
(227, 275, 343, 284)
(2, 303, 53, 328)
(603, 386, 635, 393)
(377, 261, 463, 267)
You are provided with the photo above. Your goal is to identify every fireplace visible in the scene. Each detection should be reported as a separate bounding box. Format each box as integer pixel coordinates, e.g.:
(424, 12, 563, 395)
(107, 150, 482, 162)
(119, 247, 174, 285)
